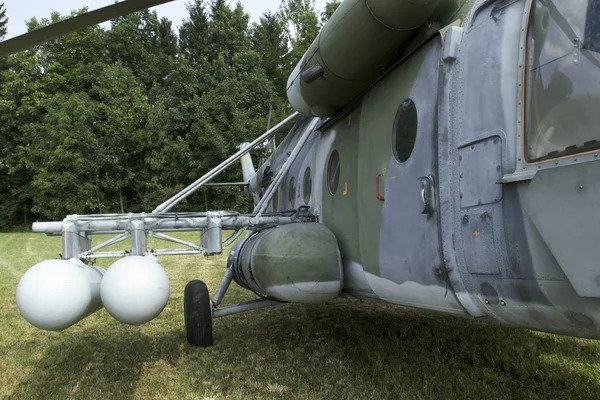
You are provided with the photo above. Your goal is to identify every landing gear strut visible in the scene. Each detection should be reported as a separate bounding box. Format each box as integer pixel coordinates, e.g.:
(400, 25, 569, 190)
(184, 280, 213, 347)
(183, 274, 285, 346)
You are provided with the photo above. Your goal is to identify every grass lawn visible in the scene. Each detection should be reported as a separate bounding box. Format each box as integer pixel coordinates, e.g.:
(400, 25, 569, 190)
(1, 231, 600, 399)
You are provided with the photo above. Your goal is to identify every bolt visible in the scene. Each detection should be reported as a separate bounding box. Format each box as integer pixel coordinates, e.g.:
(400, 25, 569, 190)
(460, 193, 463, 199)
(459, 155, 463, 161)
(500, 300, 506, 306)
(496, 165, 501, 171)
(484, 299, 490, 304)
(579, 185, 583, 190)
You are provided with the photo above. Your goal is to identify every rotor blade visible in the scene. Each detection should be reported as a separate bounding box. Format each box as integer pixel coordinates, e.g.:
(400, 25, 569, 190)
(0, 0, 175, 57)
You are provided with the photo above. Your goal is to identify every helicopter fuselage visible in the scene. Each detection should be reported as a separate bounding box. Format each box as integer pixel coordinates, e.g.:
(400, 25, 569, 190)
(262, 0, 600, 338)
(16, 0, 600, 345)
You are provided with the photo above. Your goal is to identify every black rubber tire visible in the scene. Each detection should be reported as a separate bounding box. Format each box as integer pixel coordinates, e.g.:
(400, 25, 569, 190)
(184, 280, 213, 347)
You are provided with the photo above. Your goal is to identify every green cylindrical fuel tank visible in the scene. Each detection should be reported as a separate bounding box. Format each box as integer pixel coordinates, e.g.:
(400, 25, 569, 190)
(228, 223, 343, 303)
(286, 0, 466, 117)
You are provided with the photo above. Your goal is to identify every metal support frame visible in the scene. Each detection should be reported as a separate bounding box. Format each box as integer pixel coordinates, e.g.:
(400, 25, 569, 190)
(203, 182, 248, 187)
(36, 213, 304, 259)
(212, 268, 234, 307)
(62, 220, 91, 258)
(253, 118, 319, 216)
(153, 112, 300, 213)
(35, 214, 297, 234)
(130, 220, 146, 256)
(148, 232, 201, 250)
(37, 112, 312, 262)
(81, 233, 129, 257)
(212, 298, 283, 318)
(33, 110, 316, 321)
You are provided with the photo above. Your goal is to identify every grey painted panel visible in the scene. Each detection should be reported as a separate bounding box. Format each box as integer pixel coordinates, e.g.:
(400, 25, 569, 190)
(461, 23, 505, 140)
(461, 211, 501, 275)
(380, 40, 442, 288)
(506, 184, 567, 280)
(440, 0, 526, 318)
(521, 160, 600, 297)
(373, 36, 465, 314)
(459, 136, 503, 208)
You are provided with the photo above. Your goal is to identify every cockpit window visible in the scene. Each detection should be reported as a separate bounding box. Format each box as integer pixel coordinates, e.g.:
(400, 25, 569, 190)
(585, 0, 600, 52)
(525, 0, 600, 162)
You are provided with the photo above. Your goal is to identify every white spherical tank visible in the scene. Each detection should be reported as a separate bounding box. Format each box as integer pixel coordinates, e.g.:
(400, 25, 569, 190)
(16, 258, 105, 331)
(100, 255, 170, 325)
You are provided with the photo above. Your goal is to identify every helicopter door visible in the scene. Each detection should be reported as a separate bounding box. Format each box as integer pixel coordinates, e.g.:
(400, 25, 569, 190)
(357, 36, 465, 313)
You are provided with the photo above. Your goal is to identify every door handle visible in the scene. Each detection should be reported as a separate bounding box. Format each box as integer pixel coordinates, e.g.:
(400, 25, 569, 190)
(375, 174, 385, 202)
(419, 175, 435, 214)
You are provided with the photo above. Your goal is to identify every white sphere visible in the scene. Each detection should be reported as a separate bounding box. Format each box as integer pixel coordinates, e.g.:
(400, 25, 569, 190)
(16, 259, 104, 331)
(100, 256, 170, 325)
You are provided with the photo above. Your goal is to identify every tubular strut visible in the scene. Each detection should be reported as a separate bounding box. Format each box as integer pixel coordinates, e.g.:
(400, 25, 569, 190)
(210, 118, 319, 307)
(34, 111, 318, 320)
(212, 299, 283, 318)
(153, 112, 300, 213)
(253, 118, 320, 216)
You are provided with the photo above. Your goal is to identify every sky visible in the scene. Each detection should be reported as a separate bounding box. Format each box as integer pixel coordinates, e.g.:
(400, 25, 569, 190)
(3, 0, 328, 40)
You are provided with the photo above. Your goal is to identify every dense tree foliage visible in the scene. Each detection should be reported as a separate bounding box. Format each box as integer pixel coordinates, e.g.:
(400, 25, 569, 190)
(321, 1, 341, 23)
(278, 0, 320, 69)
(0, 0, 331, 228)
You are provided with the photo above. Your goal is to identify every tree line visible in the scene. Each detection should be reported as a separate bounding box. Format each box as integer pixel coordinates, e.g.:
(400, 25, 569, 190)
(0, 0, 340, 228)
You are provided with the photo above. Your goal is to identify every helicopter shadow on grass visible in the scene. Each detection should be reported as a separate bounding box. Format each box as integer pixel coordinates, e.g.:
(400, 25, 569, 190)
(6, 326, 163, 399)
(9, 300, 600, 399)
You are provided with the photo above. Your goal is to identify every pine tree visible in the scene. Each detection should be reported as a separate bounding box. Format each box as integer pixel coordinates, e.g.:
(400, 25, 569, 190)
(252, 11, 289, 98)
(179, 0, 209, 63)
(0, 2, 8, 41)
(321, 1, 341, 24)
(279, 0, 320, 73)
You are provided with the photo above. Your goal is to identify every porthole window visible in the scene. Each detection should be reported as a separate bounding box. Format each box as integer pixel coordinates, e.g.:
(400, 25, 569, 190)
(327, 150, 340, 195)
(288, 177, 296, 209)
(271, 188, 279, 212)
(303, 167, 312, 204)
(393, 99, 418, 163)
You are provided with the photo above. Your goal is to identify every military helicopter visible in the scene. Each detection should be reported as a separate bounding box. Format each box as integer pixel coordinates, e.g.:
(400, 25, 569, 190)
(8, 0, 600, 347)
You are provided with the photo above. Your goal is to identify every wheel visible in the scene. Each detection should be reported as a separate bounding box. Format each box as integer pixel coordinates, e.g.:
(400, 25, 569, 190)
(184, 280, 213, 347)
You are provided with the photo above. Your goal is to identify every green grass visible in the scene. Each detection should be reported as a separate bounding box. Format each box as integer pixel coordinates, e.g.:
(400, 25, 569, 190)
(1, 232, 600, 399)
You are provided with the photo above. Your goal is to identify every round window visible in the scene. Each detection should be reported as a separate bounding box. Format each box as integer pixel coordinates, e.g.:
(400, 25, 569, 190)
(327, 150, 340, 195)
(288, 176, 296, 209)
(271, 188, 279, 212)
(393, 99, 418, 163)
(303, 167, 312, 204)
